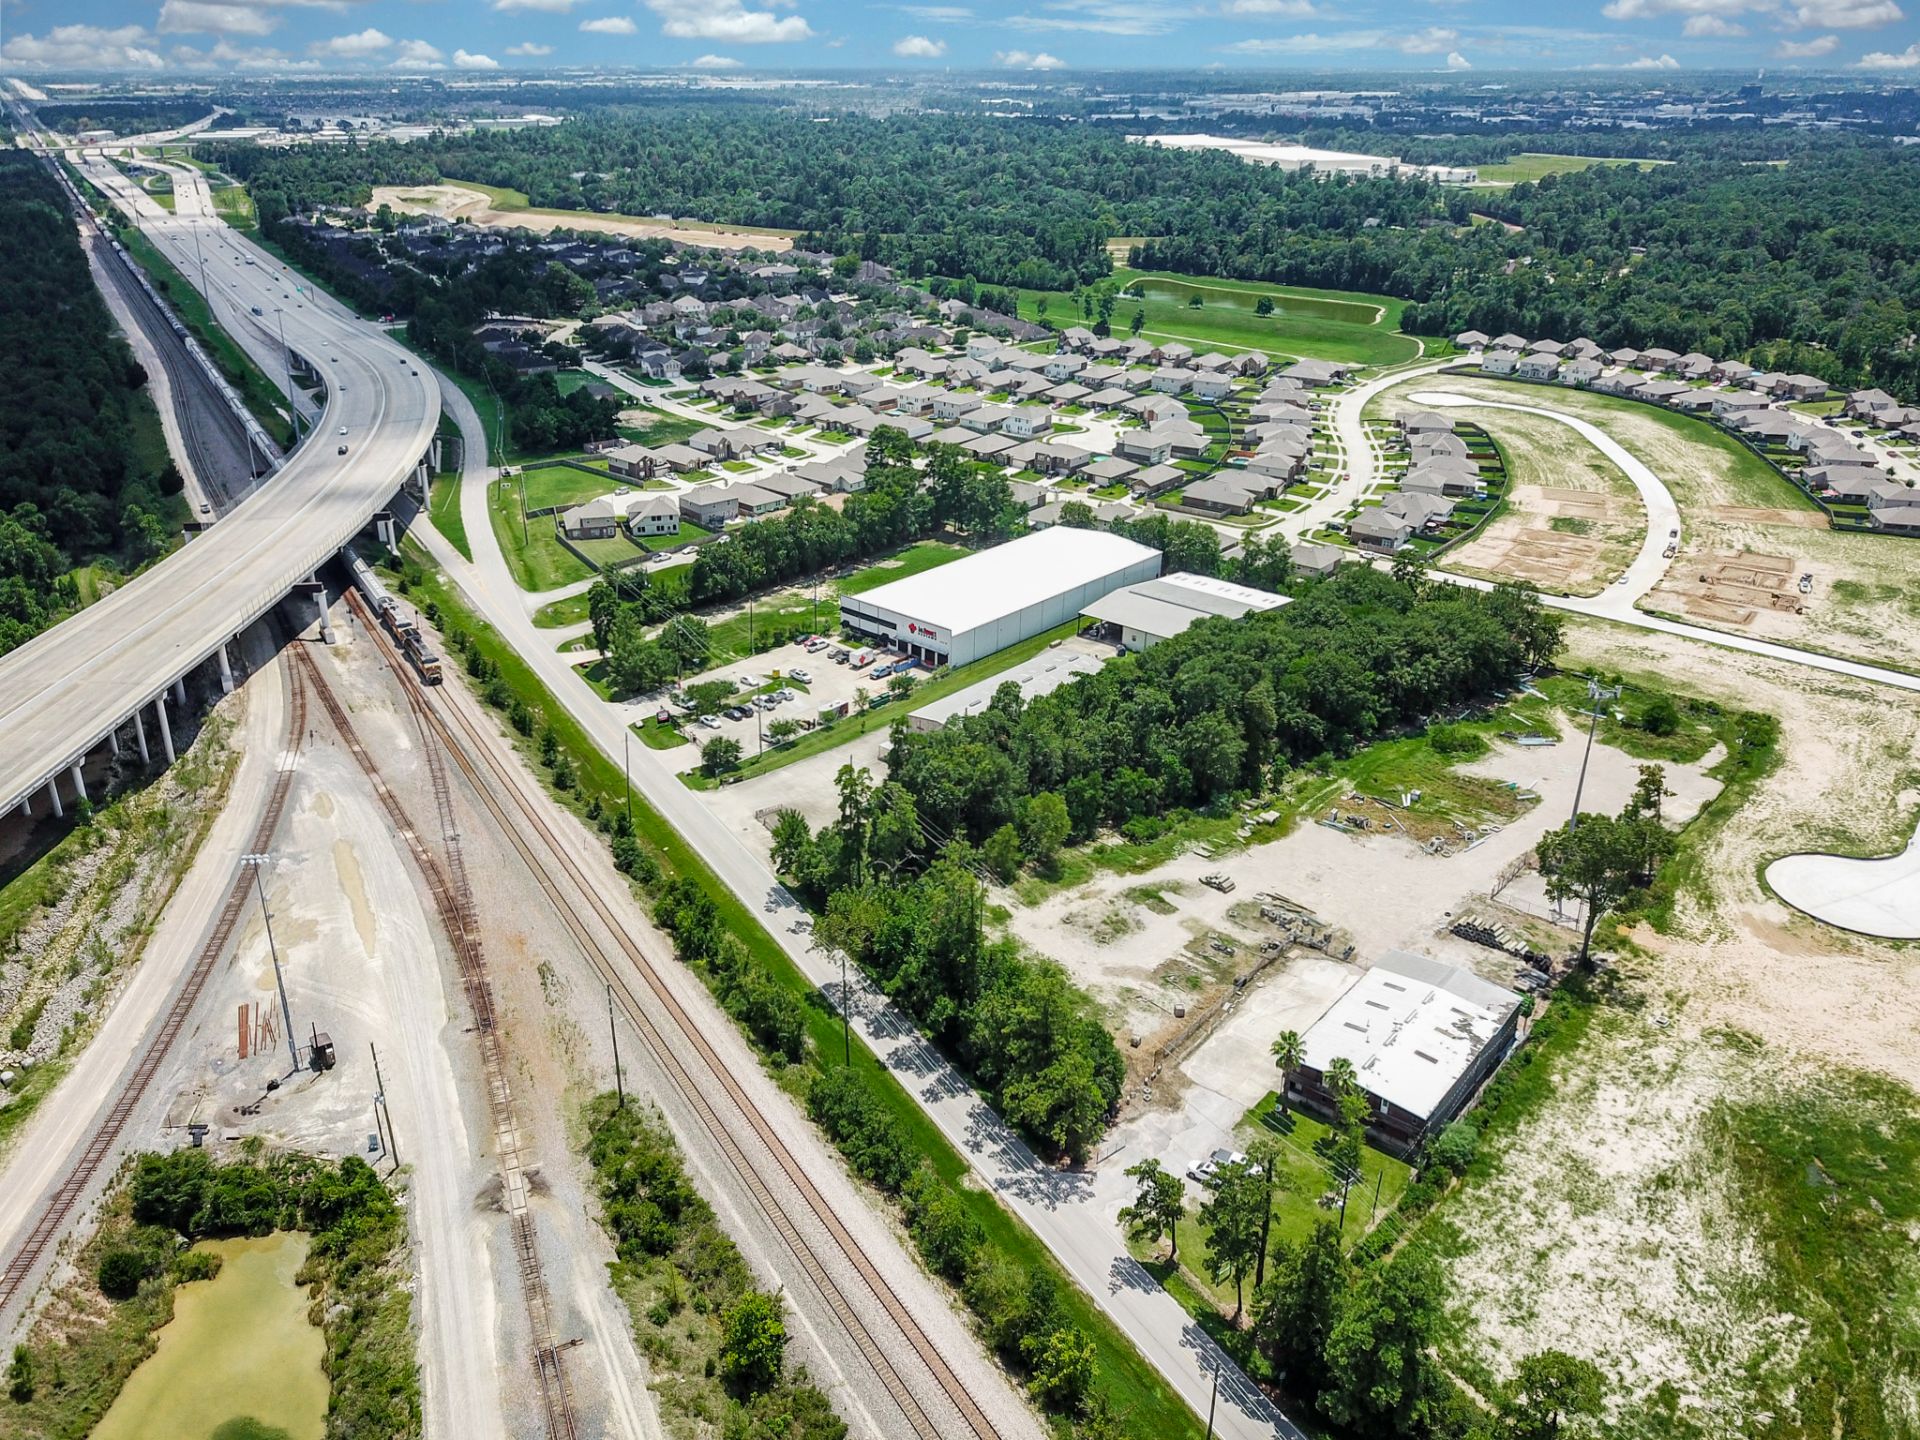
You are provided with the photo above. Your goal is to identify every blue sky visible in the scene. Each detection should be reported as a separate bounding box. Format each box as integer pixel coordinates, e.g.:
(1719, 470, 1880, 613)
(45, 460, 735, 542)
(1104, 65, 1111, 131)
(4, 0, 1919, 76)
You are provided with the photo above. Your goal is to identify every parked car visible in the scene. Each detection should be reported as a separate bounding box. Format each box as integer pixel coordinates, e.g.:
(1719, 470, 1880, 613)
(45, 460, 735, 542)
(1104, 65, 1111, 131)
(1186, 1159, 1218, 1185)
(725, 706, 749, 721)
(776, 687, 798, 702)
(699, 714, 722, 729)
(871, 663, 894, 679)
(788, 667, 811, 684)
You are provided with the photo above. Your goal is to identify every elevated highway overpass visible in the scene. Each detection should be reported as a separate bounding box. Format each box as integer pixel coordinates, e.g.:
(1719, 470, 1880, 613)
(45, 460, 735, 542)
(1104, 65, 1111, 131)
(0, 146, 439, 819)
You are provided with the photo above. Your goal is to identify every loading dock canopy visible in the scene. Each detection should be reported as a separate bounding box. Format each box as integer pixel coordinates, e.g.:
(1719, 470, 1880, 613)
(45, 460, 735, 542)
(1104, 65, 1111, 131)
(1080, 572, 1288, 645)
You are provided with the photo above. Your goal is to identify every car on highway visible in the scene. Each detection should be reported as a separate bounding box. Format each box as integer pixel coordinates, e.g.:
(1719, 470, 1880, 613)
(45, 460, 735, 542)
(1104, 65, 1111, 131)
(337, 444, 349, 455)
(338, 426, 348, 436)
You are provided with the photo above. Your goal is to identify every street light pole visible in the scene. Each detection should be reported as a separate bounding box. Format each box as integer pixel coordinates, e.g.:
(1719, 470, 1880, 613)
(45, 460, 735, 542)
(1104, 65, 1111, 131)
(1204, 1368, 1220, 1439)
(275, 307, 298, 439)
(1570, 677, 1622, 829)
(240, 853, 300, 1072)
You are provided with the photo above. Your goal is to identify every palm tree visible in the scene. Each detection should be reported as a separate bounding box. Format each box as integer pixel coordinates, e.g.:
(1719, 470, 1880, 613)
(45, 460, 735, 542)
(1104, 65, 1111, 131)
(1270, 1029, 1304, 1108)
(1325, 1056, 1359, 1102)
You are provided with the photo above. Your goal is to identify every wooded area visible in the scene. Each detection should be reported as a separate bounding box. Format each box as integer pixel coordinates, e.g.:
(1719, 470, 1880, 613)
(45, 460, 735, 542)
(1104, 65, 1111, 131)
(0, 154, 181, 656)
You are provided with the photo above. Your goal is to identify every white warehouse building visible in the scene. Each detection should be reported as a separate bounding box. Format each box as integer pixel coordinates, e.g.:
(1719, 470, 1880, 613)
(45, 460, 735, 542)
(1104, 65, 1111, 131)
(840, 527, 1161, 668)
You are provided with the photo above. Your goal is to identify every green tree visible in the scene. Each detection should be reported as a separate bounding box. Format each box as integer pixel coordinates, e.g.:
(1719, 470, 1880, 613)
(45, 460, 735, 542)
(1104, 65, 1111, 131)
(702, 736, 743, 777)
(1500, 1349, 1606, 1440)
(1018, 791, 1071, 870)
(983, 823, 1022, 883)
(1024, 1325, 1095, 1413)
(718, 1291, 788, 1392)
(1129, 308, 1145, 337)
(1246, 1134, 1285, 1290)
(1318, 1250, 1451, 1434)
(660, 614, 711, 673)
(1118, 1158, 1187, 1261)
(1254, 296, 1275, 316)
(1199, 1159, 1267, 1318)
(1251, 1221, 1345, 1396)
(1536, 805, 1675, 967)
(7, 1345, 34, 1403)
(770, 808, 813, 875)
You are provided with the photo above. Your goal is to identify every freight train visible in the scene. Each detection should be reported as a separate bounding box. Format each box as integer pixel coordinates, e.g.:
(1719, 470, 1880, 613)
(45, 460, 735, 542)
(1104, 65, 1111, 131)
(343, 546, 443, 683)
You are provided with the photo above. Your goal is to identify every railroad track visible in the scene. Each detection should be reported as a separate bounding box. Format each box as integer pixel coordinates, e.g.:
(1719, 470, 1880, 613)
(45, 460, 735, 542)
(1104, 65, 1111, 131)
(342, 586, 1005, 1440)
(285, 639, 579, 1440)
(0, 653, 307, 1316)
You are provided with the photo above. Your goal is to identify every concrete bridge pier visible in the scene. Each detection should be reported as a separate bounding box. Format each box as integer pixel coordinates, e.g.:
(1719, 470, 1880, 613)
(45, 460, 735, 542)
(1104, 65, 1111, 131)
(70, 763, 87, 806)
(134, 707, 151, 765)
(171, 676, 186, 707)
(216, 640, 234, 694)
(155, 693, 176, 764)
(44, 777, 62, 819)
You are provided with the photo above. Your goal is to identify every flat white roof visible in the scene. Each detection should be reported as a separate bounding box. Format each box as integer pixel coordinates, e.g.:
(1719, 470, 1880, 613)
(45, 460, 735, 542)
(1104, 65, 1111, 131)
(849, 528, 1160, 637)
(1080, 571, 1289, 639)
(908, 649, 1106, 728)
(1301, 950, 1519, 1125)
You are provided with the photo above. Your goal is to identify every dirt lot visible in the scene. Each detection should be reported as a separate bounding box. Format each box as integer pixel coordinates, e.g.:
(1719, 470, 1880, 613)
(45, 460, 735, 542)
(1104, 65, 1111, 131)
(371, 183, 794, 252)
(1429, 614, 1920, 1427)
(1001, 722, 1721, 1059)
(1378, 376, 1920, 669)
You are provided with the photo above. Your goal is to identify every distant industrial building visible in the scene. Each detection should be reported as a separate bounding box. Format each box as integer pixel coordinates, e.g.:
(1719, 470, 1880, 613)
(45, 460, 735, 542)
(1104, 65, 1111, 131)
(841, 528, 1160, 668)
(1288, 950, 1522, 1154)
(905, 649, 1106, 733)
(1079, 572, 1288, 651)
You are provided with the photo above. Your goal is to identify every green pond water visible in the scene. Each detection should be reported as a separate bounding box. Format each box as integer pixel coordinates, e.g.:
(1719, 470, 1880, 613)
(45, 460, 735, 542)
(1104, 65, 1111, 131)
(92, 1231, 328, 1440)
(1124, 277, 1380, 327)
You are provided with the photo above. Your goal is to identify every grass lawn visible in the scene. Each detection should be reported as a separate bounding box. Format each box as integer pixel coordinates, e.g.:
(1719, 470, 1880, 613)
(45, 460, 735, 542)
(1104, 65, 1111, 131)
(532, 592, 592, 628)
(1016, 268, 1421, 368)
(837, 540, 967, 594)
(1469, 152, 1666, 186)
(398, 550, 1207, 1440)
(635, 717, 690, 750)
(515, 462, 618, 513)
(618, 408, 706, 448)
(429, 472, 471, 561)
(489, 478, 595, 591)
(638, 521, 709, 552)
(1246, 1094, 1411, 1250)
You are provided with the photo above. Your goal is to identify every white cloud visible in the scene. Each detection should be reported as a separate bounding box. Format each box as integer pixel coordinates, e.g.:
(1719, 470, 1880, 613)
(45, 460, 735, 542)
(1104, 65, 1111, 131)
(309, 27, 393, 56)
(994, 47, 1066, 66)
(506, 41, 556, 54)
(493, 0, 581, 10)
(157, 1, 278, 36)
(1, 23, 166, 68)
(1794, 0, 1902, 25)
(455, 48, 501, 68)
(1445, 48, 1471, 67)
(203, 37, 317, 69)
(643, 0, 816, 42)
(892, 33, 947, 54)
(1683, 12, 1747, 31)
(390, 38, 445, 67)
(1006, 1, 1182, 35)
(689, 52, 744, 65)
(1625, 50, 1682, 65)
(899, 3, 973, 17)
(1226, 26, 1457, 52)
(1218, 0, 1319, 14)
(1857, 38, 1920, 61)
(1776, 31, 1839, 52)
(581, 15, 640, 31)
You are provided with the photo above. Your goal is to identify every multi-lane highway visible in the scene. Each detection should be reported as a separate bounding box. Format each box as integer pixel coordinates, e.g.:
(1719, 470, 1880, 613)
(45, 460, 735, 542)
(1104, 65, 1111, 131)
(0, 145, 439, 816)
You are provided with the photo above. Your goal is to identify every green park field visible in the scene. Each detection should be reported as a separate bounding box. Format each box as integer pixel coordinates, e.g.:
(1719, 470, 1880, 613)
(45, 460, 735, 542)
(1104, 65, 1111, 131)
(1018, 269, 1423, 367)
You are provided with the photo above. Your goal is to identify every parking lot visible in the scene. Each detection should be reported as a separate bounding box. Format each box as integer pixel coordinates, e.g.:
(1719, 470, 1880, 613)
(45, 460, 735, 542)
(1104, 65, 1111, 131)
(643, 630, 930, 772)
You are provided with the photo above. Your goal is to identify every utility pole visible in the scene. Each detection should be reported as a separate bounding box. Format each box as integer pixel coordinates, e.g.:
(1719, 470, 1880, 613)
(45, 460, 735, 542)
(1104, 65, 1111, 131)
(370, 1042, 398, 1168)
(607, 983, 625, 1109)
(623, 729, 633, 827)
(840, 949, 851, 1066)
(240, 853, 299, 1072)
(1570, 676, 1622, 829)
(1204, 1367, 1219, 1439)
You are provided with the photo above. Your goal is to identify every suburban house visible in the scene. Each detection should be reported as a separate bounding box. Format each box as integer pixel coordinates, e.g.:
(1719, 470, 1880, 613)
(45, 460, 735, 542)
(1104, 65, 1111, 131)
(1481, 349, 1521, 376)
(933, 393, 981, 423)
(1561, 358, 1603, 386)
(1115, 430, 1175, 466)
(1350, 509, 1414, 554)
(1002, 407, 1054, 439)
(1383, 491, 1456, 531)
(1180, 475, 1263, 515)
(1280, 359, 1350, 387)
(559, 499, 619, 541)
(1290, 541, 1346, 580)
(1127, 464, 1186, 498)
(1084, 456, 1137, 486)
(626, 494, 680, 538)
(1453, 330, 1490, 351)
(1398, 411, 1455, 437)
(1516, 354, 1561, 381)
(1191, 373, 1234, 401)
(679, 485, 740, 528)
(1151, 366, 1197, 395)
